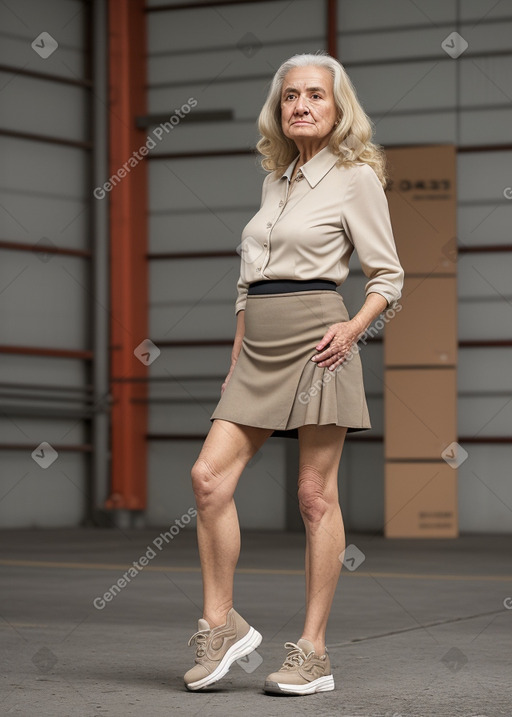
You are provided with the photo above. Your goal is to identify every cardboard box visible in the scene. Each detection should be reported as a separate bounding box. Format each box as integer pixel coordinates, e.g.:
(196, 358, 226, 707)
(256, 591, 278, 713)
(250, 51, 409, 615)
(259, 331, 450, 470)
(384, 276, 457, 366)
(385, 462, 458, 538)
(385, 145, 457, 276)
(384, 368, 457, 460)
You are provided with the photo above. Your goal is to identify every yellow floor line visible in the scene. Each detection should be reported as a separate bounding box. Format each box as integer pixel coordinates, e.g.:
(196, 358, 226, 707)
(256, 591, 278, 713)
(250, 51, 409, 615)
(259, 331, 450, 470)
(0, 558, 511, 581)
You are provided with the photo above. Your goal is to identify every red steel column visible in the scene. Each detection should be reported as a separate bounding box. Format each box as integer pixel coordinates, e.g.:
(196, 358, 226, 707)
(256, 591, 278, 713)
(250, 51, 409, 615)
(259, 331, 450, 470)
(105, 0, 148, 510)
(327, 0, 337, 58)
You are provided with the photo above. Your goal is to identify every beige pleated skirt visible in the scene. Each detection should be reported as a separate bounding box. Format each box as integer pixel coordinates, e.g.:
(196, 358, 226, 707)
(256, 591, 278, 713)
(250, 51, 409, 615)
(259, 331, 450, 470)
(210, 289, 371, 439)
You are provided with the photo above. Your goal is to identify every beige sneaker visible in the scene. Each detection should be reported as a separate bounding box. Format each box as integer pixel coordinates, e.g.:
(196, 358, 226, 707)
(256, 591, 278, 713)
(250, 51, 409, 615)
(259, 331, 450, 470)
(184, 607, 262, 691)
(264, 638, 334, 695)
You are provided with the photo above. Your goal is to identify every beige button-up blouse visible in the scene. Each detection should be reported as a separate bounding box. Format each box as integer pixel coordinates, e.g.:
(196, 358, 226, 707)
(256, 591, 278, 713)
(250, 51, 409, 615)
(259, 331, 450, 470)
(235, 144, 404, 315)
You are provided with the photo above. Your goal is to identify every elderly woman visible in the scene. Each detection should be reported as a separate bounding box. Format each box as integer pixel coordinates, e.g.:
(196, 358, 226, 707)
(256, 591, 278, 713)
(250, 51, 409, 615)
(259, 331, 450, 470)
(184, 51, 404, 695)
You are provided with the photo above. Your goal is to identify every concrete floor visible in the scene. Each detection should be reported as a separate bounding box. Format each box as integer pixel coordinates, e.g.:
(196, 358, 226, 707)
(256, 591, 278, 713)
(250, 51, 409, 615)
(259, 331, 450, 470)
(0, 528, 511, 717)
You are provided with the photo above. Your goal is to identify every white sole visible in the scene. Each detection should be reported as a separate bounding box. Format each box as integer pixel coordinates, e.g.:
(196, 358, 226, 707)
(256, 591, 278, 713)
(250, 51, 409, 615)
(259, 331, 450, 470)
(264, 674, 335, 695)
(186, 626, 262, 691)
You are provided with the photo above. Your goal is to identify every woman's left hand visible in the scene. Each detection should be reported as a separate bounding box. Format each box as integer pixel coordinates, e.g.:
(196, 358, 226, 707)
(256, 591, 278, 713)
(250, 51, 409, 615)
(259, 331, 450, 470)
(310, 320, 361, 371)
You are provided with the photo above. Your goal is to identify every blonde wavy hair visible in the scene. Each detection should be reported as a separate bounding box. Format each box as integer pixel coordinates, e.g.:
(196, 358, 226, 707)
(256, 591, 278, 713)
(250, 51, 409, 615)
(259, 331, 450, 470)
(255, 51, 387, 187)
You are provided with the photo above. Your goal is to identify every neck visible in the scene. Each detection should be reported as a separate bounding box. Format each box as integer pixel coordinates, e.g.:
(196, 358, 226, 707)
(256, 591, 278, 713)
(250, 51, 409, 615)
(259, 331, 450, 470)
(294, 138, 331, 166)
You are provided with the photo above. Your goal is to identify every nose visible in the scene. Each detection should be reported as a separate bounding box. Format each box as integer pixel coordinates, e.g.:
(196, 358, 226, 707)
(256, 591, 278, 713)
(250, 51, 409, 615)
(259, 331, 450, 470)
(294, 95, 309, 114)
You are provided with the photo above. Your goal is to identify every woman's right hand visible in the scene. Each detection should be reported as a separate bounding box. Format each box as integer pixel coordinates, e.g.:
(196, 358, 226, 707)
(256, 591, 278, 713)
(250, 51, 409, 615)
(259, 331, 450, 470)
(221, 362, 237, 395)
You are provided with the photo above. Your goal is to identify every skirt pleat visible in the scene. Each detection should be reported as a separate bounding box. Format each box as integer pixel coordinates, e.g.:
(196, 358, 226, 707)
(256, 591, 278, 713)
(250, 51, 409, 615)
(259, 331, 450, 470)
(210, 289, 371, 439)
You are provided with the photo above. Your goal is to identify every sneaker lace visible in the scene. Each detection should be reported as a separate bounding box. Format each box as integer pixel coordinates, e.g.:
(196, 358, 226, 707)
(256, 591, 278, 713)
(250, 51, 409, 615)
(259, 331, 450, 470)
(281, 641, 313, 669)
(187, 629, 210, 658)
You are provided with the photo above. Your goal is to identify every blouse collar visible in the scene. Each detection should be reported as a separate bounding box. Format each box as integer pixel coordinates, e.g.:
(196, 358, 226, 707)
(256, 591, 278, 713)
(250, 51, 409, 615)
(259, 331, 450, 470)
(280, 144, 340, 188)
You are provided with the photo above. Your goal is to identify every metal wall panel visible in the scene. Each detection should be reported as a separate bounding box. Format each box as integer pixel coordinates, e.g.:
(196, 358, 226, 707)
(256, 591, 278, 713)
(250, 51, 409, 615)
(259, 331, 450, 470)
(0, 0, 92, 527)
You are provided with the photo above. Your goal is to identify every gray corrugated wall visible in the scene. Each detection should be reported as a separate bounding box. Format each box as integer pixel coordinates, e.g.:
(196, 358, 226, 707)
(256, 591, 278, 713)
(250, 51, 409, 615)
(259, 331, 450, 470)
(144, 0, 512, 533)
(0, 0, 91, 528)
(1, 0, 510, 531)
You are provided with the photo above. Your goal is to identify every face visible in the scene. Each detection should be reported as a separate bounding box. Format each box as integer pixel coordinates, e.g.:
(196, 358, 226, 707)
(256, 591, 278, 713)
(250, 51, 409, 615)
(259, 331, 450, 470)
(280, 65, 338, 144)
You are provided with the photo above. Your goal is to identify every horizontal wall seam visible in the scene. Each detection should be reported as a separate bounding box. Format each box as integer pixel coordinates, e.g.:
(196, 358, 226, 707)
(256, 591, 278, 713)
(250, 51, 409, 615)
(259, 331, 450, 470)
(0, 63, 92, 88)
(0, 128, 92, 149)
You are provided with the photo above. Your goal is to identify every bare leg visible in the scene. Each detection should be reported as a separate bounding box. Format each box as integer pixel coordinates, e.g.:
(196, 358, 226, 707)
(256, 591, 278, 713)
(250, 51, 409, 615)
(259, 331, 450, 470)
(191, 419, 273, 627)
(297, 424, 347, 655)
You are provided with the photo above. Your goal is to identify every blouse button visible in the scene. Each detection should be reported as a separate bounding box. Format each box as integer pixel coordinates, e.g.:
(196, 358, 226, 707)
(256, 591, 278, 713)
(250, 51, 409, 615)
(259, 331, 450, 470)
(278, 200, 284, 207)
(263, 242, 267, 248)
(266, 221, 272, 228)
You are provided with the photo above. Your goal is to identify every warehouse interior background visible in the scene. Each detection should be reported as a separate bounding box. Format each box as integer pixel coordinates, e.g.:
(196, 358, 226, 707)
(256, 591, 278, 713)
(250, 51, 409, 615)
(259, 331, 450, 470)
(1, 0, 511, 534)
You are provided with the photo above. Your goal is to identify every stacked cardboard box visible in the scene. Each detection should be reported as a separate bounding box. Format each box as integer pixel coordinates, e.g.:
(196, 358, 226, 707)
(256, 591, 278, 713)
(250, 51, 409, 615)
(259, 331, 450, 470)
(383, 146, 458, 537)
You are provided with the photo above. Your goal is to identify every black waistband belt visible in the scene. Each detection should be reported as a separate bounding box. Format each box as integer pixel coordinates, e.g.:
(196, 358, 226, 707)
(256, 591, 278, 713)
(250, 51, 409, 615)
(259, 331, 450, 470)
(247, 279, 337, 295)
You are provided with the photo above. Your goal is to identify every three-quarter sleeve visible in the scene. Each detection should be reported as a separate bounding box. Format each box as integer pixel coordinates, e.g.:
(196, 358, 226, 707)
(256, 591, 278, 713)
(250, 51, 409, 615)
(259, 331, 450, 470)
(235, 273, 249, 316)
(341, 163, 404, 308)
(235, 172, 271, 315)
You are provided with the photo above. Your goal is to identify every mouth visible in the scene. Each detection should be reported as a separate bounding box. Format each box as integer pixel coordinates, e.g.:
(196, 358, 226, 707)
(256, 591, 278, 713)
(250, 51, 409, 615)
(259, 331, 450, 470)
(292, 121, 312, 125)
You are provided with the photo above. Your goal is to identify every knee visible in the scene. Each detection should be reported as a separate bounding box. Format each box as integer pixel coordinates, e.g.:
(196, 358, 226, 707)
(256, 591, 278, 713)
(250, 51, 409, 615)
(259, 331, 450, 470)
(190, 458, 226, 511)
(297, 465, 330, 524)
